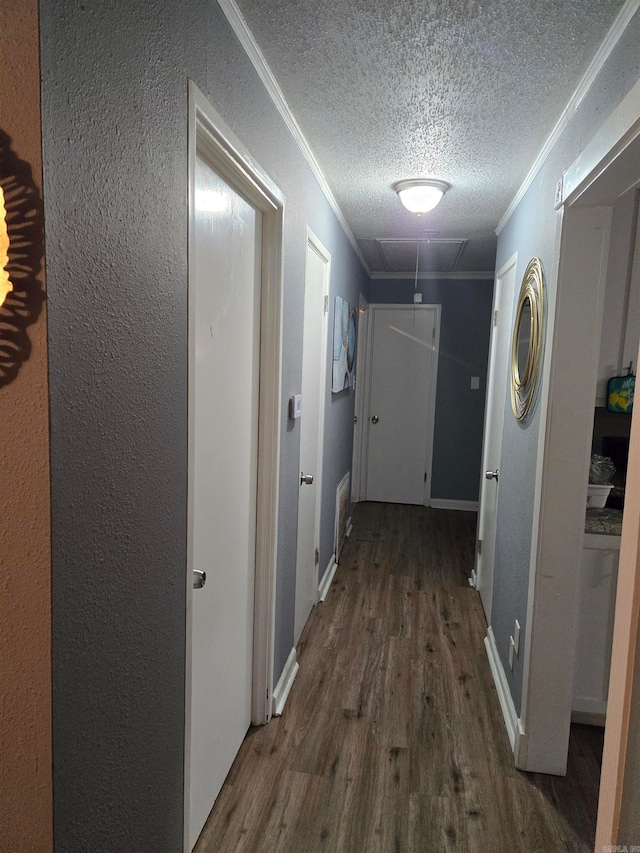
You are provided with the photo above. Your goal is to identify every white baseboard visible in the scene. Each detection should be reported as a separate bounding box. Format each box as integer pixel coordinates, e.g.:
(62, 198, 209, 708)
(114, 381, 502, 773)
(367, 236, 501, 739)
(346, 516, 353, 538)
(272, 647, 299, 717)
(318, 554, 337, 602)
(430, 499, 479, 512)
(484, 627, 527, 765)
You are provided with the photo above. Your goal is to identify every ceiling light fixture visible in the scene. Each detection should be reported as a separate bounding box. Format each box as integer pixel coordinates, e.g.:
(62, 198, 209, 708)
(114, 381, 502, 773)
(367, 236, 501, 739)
(393, 179, 450, 214)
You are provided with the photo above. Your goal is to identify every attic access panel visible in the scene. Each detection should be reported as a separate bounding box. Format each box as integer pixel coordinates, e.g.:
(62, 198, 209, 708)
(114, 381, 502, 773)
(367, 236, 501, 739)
(376, 238, 466, 273)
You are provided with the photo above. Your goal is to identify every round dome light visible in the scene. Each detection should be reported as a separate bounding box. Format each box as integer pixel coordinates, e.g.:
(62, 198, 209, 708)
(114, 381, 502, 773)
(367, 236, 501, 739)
(393, 179, 450, 214)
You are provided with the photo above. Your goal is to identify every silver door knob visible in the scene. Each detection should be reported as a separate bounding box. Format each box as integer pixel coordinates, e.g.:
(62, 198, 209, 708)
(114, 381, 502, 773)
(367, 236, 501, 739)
(485, 469, 499, 482)
(371, 415, 379, 424)
(300, 472, 314, 485)
(193, 569, 206, 589)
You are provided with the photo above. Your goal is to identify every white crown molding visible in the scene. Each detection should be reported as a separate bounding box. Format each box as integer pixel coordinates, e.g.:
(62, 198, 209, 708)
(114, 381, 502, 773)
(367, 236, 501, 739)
(217, 0, 370, 274)
(370, 270, 495, 281)
(496, 0, 640, 235)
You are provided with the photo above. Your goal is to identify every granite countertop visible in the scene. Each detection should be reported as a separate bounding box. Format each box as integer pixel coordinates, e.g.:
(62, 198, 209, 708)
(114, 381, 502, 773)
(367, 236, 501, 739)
(585, 507, 623, 536)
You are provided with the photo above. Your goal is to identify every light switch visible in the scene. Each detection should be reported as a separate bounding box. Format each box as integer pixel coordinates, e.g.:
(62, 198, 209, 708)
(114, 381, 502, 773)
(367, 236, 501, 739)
(471, 376, 480, 390)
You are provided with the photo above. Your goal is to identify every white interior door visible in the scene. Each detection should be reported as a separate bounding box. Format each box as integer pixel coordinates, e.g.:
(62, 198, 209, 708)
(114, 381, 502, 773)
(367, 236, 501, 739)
(186, 150, 262, 850)
(364, 305, 439, 505)
(475, 256, 516, 620)
(294, 231, 330, 644)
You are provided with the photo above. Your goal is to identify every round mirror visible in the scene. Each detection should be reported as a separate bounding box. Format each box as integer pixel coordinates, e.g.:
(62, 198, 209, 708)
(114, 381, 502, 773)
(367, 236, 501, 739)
(516, 296, 532, 381)
(510, 259, 545, 421)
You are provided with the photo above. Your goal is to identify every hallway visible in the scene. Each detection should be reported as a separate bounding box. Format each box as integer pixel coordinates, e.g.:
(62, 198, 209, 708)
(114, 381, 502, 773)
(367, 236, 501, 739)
(194, 503, 602, 852)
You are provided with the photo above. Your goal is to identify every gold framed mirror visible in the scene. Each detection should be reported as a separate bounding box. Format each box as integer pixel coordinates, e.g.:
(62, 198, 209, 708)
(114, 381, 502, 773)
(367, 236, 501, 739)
(510, 257, 545, 421)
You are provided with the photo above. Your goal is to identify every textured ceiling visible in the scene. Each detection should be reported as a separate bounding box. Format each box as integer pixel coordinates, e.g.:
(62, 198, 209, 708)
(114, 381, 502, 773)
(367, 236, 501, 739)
(234, 0, 627, 273)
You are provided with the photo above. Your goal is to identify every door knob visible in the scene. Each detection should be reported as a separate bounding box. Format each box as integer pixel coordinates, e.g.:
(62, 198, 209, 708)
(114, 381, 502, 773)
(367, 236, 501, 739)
(485, 469, 499, 482)
(371, 415, 379, 424)
(300, 472, 314, 485)
(193, 569, 206, 589)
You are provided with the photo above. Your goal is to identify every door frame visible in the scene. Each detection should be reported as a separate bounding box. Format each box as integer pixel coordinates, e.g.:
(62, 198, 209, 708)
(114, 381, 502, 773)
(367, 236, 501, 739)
(511, 76, 640, 838)
(294, 227, 330, 644)
(472, 252, 517, 618)
(185, 81, 283, 847)
(351, 294, 369, 502)
(361, 303, 441, 506)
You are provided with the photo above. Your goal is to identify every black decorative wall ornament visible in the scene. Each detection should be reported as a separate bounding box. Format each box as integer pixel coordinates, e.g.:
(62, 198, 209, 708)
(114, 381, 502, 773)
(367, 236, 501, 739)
(0, 130, 45, 388)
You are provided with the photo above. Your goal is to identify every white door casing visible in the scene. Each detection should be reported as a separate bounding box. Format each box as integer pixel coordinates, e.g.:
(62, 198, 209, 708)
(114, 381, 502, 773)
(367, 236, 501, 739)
(188, 152, 259, 850)
(294, 229, 330, 645)
(185, 82, 283, 852)
(351, 295, 369, 503)
(474, 255, 517, 620)
(364, 305, 440, 506)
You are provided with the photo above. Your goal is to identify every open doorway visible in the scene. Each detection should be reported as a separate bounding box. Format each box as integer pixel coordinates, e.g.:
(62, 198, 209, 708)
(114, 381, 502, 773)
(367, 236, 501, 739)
(517, 91, 640, 847)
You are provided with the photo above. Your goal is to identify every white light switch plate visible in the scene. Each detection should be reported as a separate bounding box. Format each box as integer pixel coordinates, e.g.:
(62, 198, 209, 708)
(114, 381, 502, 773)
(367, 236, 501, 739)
(471, 376, 480, 390)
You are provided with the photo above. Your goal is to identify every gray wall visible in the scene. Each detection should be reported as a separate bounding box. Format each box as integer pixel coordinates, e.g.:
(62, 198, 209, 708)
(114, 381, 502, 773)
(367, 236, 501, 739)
(319, 247, 367, 582)
(39, 1, 367, 848)
(492, 9, 640, 715)
(370, 278, 494, 503)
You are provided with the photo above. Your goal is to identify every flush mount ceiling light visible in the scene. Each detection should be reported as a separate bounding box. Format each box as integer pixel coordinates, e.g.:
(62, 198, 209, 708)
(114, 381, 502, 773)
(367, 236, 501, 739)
(393, 179, 450, 214)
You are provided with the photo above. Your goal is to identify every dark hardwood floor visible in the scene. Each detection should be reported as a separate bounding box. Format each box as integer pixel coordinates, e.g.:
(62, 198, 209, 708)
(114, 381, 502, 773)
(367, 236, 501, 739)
(195, 502, 603, 853)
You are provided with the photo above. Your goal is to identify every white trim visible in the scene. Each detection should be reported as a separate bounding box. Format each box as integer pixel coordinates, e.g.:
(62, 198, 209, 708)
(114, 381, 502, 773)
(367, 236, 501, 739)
(496, 0, 640, 235)
(346, 516, 353, 538)
(562, 78, 640, 206)
(370, 270, 495, 281)
(422, 306, 440, 507)
(271, 647, 299, 717)
(351, 295, 370, 502)
(185, 82, 283, 850)
(484, 627, 519, 750)
(485, 627, 528, 764)
(430, 499, 478, 512)
(217, 0, 369, 274)
(318, 554, 338, 602)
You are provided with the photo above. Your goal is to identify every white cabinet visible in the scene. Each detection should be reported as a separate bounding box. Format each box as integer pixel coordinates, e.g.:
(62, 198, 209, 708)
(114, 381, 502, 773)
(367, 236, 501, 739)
(572, 534, 620, 724)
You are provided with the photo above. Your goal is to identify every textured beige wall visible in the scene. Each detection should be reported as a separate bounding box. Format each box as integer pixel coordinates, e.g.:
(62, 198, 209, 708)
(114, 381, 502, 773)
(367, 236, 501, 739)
(0, 3, 53, 851)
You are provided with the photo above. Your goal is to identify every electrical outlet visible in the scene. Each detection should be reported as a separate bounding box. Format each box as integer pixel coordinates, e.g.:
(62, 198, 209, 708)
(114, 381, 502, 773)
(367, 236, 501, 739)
(509, 636, 515, 671)
(514, 619, 521, 655)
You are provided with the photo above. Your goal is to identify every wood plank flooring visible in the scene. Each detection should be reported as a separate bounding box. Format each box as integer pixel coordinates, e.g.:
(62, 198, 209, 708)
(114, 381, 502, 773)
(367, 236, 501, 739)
(194, 502, 603, 853)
